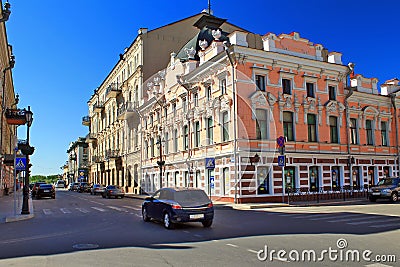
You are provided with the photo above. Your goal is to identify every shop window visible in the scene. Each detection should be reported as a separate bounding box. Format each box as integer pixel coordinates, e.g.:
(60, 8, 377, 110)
(257, 167, 270, 194)
(309, 166, 319, 192)
(331, 167, 340, 189)
(285, 167, 296, 190)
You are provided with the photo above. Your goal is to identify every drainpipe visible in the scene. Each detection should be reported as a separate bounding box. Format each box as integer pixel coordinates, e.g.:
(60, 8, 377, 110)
(344, 63, 355, 188)
(390, 94, 400, 176)
(223, 41, 238, 204)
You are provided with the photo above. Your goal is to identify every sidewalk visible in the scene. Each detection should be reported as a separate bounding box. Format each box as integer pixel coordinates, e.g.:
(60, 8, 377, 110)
(124, 193, 368, 209)
(0, 190, 34, 223)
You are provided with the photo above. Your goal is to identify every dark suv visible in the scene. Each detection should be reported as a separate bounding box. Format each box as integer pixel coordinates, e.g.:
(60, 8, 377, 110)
(369, 177, 400, 202)
(77, 182, 91, 193)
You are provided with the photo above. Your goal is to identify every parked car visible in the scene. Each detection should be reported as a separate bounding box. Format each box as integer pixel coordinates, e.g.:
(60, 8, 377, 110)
(369, 177, 400, 202)
(77, 182, 91, 193)
(55, 180, 66, 188)
(90, 184, 105, 195)
(31, 182, 46, 197)
(35, 184, 55, 199)
(102, 185, 125, 199)
(68, 182, 79, 191)
(142, 187, 214, 229)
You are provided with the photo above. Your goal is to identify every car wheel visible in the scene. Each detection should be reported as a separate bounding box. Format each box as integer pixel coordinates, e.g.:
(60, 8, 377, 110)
(163, 212, 174, 229)
(390, 192, 398, 202)
(369, 196, 377, 202)
(202, 219, 213, 228)
(142, 208, 150, 222)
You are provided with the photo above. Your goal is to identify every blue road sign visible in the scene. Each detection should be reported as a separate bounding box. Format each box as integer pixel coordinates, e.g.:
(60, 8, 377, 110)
(210, 176, 215, 188)
(277, 136, 285, 147)
(15, 157, 27, 171)
(278, 155, 285, 167)
(205, 158, 215, 169)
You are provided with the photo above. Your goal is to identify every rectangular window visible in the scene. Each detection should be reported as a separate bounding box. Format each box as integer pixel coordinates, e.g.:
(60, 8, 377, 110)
(285, 167, 296, 190)
(329, 116, 338, 143)
(150, 138, 155, 157)
(283, 111, 294, 141)
(381, 121, 388, 146)
(183, 125, 188, 150)
(255, 75, 266, 91)
(257, 167, 270, 194)
(207, 117, 213, 145)
(282, 79, 291, 95)
(182, 98, 187, 113)
(172, 103, 176, 117)
(306, 82, 315, 98)
(174, 171, 179, 187)
(173, 129, 178, 152)
(195, 170, 201, 188)
(220, 79, 227, 95)
(309, 166, 319, 192)
(164, 132, 169, 154)
(194, 93, 199, 107)
(222, 111, 229, 142)
(307, 114, 317, 142)
(331, 166, 341, 189)
(256, 109, 268, 140)
(195, 121, 200, 147)
(222, 167, 230, 195)
(207, 86, 212, 100)
(350, 118, 358, 144)
(366, 120, 373, 145)
(164, 107, 168, 120)
(328, 86, 336, 101)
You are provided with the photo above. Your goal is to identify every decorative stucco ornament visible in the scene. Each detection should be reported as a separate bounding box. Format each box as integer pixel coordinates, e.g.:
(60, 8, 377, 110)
(212, 29, 222, 40)
(199, 39, 208, 50)
(184, 47, 196, 59)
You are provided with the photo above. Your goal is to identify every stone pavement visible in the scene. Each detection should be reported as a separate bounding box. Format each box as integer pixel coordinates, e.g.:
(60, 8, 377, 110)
(0, 190, 34, 223)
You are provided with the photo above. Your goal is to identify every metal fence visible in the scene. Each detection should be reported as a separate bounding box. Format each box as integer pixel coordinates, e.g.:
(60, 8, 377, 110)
(287, 185, 368, 203)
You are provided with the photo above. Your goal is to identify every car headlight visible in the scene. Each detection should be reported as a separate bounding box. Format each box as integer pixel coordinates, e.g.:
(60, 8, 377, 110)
(382, 189, 392, 194)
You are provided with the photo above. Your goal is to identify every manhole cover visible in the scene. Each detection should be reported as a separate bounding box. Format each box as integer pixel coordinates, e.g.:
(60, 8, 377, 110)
(72, 243, 99, 250)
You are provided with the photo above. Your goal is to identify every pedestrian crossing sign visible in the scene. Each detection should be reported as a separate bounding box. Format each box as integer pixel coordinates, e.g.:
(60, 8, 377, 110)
(15, 157, 26, 171)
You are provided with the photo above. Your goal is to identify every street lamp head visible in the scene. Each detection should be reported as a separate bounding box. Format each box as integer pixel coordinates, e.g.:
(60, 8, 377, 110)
(25, 109, 33, 127)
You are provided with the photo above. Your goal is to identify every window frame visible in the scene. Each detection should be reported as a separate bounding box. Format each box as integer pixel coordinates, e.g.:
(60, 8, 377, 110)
(350, 118, 358, 145)
(306, 82, 315, 98)
(256, 109, 268, 140)
(307, 113, 317, 142)
(366, 119, 374, 145)
(255, 74, 266, 92)
(329, 116, 339, 143)
(222, 111, 229, 142)
(282, 78, 292, 95)
(283, 111, 294, 141)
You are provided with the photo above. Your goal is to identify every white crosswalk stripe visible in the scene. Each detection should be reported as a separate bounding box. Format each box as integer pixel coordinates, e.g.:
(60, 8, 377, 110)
(43, 209, 52, 215)
(76, 208, 90, 213)
(91, 207, 106, 212)
(122, 205, 141, 211)
(326, 214, 366, 222)
(60, 208, 71, 214)
(107, 206, 128, 212)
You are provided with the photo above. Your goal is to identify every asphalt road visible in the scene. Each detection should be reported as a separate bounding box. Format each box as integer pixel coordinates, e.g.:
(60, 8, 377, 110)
(0, 189, 399, 267)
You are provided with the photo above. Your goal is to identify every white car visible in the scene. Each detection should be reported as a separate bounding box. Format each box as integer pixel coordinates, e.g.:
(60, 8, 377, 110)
(55, 180, 66, 188)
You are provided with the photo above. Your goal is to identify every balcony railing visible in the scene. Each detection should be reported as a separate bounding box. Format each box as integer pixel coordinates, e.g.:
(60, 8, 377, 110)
(93, 103, 104, 113)
(117, 101, 139, 120)
(82, 116, 90, 126)
(106, 82, 122, 99)
(105, 149, 120, 159)
(86, 133, 97, 143)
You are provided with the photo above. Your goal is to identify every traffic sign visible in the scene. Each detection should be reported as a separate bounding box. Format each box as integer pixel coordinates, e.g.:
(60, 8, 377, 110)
(205, 158, 215, 169)
(15, 157, 26, 171)
(278, 155, 285, 167)
(210, 176, 215, 188)
(277, 136, 285, 147)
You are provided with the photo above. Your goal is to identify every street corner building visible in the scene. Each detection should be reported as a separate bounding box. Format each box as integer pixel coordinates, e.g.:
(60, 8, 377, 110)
(80, 10, 400, 203)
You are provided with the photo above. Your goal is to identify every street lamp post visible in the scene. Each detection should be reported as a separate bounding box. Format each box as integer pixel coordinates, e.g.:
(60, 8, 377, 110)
(156, 134, 165, 189)
(21, 106, 33, 215)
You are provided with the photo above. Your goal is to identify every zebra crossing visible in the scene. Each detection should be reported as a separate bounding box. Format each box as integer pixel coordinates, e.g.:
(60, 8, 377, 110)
(276, 211, 400, 229)
(39, 205, 142, 215)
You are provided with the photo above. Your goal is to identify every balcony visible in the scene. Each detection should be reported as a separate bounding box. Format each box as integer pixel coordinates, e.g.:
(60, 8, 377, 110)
(106, 82, 122, 99)
(86, 133, 97, 143)
(93, 103, 104, 113)
(92, 155, 103, 163)
(117, 101, 139, 122)
(105, 149, 120, 159)
(82, 116, 90, 126)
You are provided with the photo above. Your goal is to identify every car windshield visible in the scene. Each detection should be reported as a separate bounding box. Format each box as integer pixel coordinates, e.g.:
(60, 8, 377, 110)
(377, 178, 397, 186)
(173, 190, 210, 206)
(108, 186, 116, 189)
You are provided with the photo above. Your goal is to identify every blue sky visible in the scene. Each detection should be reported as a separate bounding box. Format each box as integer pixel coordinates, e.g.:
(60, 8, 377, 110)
(5, 0, 399, 175)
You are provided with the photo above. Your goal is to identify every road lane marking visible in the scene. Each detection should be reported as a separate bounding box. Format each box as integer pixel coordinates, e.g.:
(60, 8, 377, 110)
(292, 214, 337, 219)
(107, 206, 128, 212)
(309, 214, 360, 221)
(226, 244, 238, 248)
(43, 209, 52, 215)
(123, 205, 141, 210)
(348, 218, 400, 225)
(91, 207, 106, 212)
(183, 230, 190, 234)
(76, 208, 90, 213)
(247, 249, 258, 254)
(90, 201, 105, 206)
(193, 234, 202, 238)
(369, 223, 400, 228)
(327, 215, 367, 222)
(60, 208, 71, 214)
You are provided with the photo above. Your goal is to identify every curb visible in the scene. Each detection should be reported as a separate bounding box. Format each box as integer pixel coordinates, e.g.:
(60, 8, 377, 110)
(5, 196, 35, 223)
